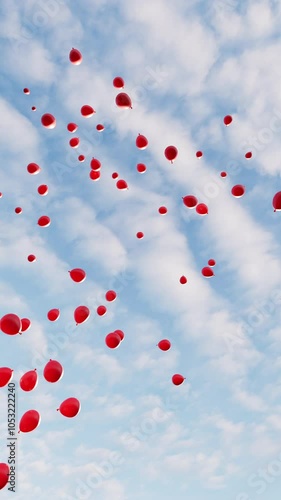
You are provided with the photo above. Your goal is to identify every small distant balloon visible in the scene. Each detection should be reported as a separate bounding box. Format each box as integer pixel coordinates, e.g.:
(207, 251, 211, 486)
(179, 276, 187, 284)
(105, 290, 117, 302)
(158, 339, 171, 351)
(231, 185, 245, 198)
(78, 155, 85, 162)
(89, 170, 100, 181)
(273, 191, 281, 211)
(201, 266, 214, 278)
(245, 152, 252, 159)
(97, 305, 107, 316)
(31, 106, 36, 111)
(196, 151, 203, 158)
(182, 195, 198, 208)
(164, 146, 178, 162)
(81, 105, 95, 118)
(19, 410, 40, 433)
(113, 77, 125, 88)
(69, 137, 80, 148)
(196, 203, 208, 215)
(223, 115, 233, 126)
(115, 92, 132, 109)
(105, 332, 121, 349)
(112, 172, 119, 179)
(0, 368, 13, 387)
(158, 206, 167, 215)
(15, 207, 22, 214)
(172, 374, 185, 386)
(38, 215, 51, 227)
(67, 122, 78, 133)
(90, 158, 101, 170)
(27, 163, 40, 175)
(20, 370, 38, 392)
(136, 134, 148, 150)
(96, 124, 104, 131)
(57, 397, 80, 418)
(136, 232, 144, 239)
(137, 163, 146, 173)
(27, 254, 36, 262)
(23, 88, 30, 94)
(20, 318, 31, 332)
(74, 306, 90, 325)
(116, 179, 128, 190)
(47, 309, 60, 322)
(37, 184, 48, 196)
(69, 268, 86, 283)
(208, 259, 216, 266)
(41, 113, 56, 129)
(69, 48, 82, 65)
(220, 171, 227, 177)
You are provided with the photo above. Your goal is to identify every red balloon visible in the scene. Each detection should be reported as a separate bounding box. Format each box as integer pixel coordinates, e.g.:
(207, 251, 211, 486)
(96, 124, 104, 131)
(0, 463, 9, 490)
(90, 158, 101, 170)
(136, 134, 148, 149)
(1, 314, 21, 335)
(158, 339, 171, 351)
(105, 332, 121, 349)
(231, 185, 245, 198)
(0, 367, 13, 387)
(158, 206, 167, 215)
(67, 122, 78, 133)
(58, 397, 80, 418)
(97, 305, 107, 316)
(220, 171, 227, 177)
(224, 115, 232, 126)
(112, 172, 118, 179)
(69, 137, 80, 148)
(182, 195, 198, 208)
(20, 369, 38, 392)
(136, 232, 144, 239)
(69, 268, 86, 283)
(179, 276, 187, 284)
(44, 360, 63, 383)
(208, 259, 216, 266)
(164, 146, 178, 162)
(20, 318, 31, 332)
(0, 193, 2, 197)
(41, 113, 56, 129)
(37, 184, 48, 196)
(31, 106, 36, 111)
(172, 374, 185, 386)
(81, 105, 95, 117)
(27, 254, 36, 262)
(196, 151, 203, 158)
(245, 151, 252, 159)
(15, 207, 22, 214)
(78, 155, 85, 162)
(47, 309, 60, 322)
(19, 410, 40, 432)
(114, 329, 124, 341)
(89, 170, 101, 181)
(115, 92, 132, 109)
(273, 191, 281, 212)
(116, 179, 128, 190)
(27, 162, 40, 175)
(105, 290, 117, 302)
(196, 203, 208, 215)
(69, 48, 82, 65)
(113, 76, 125, 88)
(137, 163, 146, 173)
(38, 215, 51, 227)
(201, 266, 214, 278)
(23, 88, 30, 94)
(74, 306, 90, 324)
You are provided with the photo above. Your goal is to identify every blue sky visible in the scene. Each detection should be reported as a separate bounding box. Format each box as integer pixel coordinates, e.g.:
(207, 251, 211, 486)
(1, 0, 281, 499)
